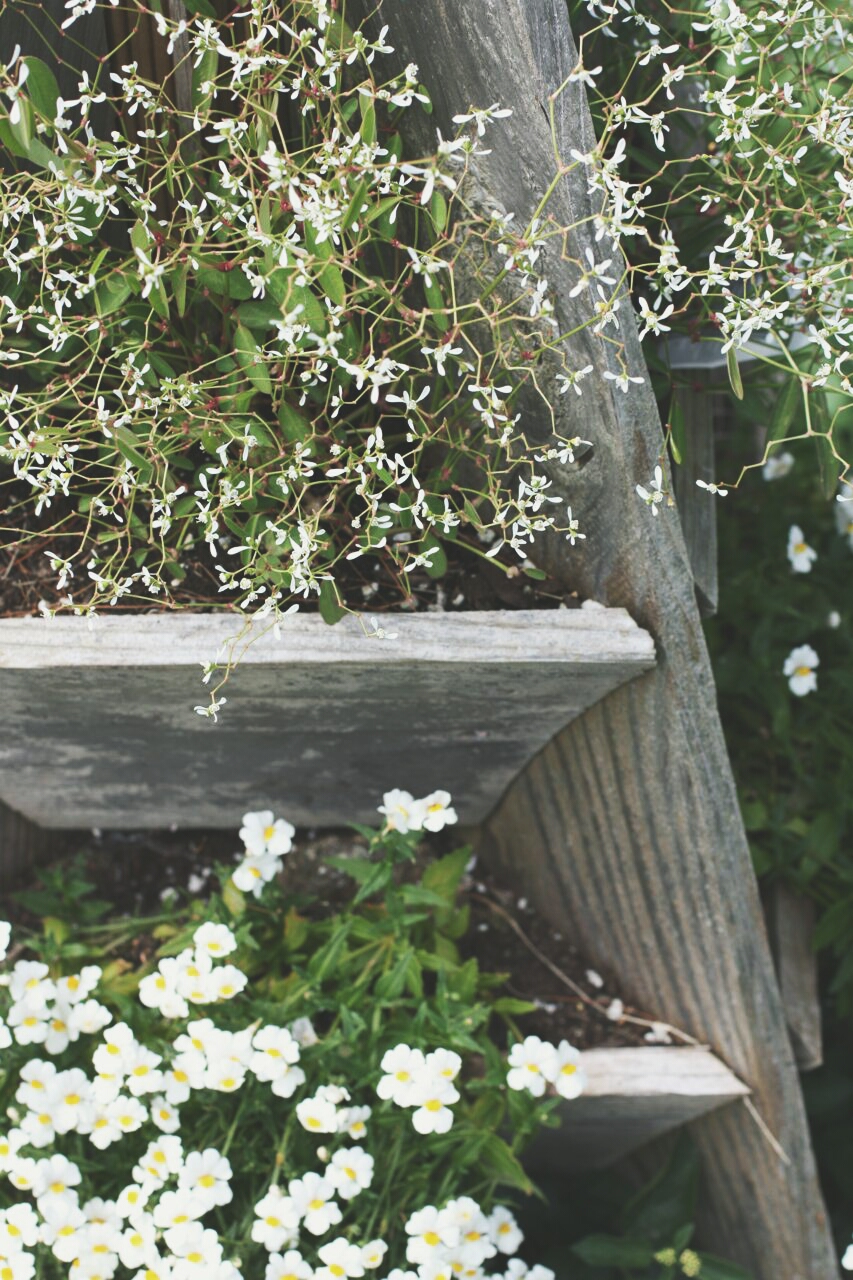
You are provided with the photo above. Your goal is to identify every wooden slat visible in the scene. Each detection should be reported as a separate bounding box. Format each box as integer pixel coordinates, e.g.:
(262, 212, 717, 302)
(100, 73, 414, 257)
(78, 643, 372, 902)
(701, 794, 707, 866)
(0, 799, 57, 894)
(0, 610, 654, 830)
(346, 2, 838, 1275)
(670, 383, 719, 616)
(764, 882, 823, 1071)
(526, 1048, 749, 1174)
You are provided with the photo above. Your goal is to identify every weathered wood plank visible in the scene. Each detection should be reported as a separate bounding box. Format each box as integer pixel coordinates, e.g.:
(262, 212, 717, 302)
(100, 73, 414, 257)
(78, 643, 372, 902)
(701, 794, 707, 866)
(526, 1048, 750, 1174)
(0, 609, 654, 830)
(347, 2, 838, 1275)
(0, 799, 57, 893)
(670, 383, 719, 616)
(764, 882, 823, 1072)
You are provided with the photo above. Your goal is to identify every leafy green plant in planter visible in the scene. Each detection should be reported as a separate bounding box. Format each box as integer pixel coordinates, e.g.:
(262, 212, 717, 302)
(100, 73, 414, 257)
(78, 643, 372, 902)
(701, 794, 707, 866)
(0, 789, 595, 1280)
(0, 0, 586, 627)
(704, 427, 853, 1013)
(568, 1135, 752, 1279)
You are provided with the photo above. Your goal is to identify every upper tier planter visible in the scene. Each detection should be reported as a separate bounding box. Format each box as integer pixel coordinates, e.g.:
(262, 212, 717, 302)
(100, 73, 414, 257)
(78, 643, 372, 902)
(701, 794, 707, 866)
(0, 607, 654, 830)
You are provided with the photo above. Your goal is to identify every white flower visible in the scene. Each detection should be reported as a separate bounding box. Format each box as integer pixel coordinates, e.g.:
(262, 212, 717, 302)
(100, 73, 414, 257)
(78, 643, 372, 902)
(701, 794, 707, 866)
(405, 1206, 459, 1265)
(783, 644, 819, 696)
(240, 810, 295, 857)
(506, 1036, 557, 1097)
(695, 479, 728, 497)
(549, 1041, 585, 1099)
(233, 853, 282, 897)
(265, 1249, 313, 1280)
(192, 923, 237, 959)
(488, 1206, 524, 1255)
(317, 1237, 366, 1280)
(415, 791, 457, 833)
(178, 1149, 233, 1208)
(288, 1171, 342, 1235)
(296, 1094, 339, 1134)
(410, 1077, 459, 1134)
(636, 465, 665, 515)
(842, 1242, 853, 1271)
(763, 451, 794, 480)
(326, 1147, 374, 1200)
(827, 611, 841, 629)
(787, 526, 817, 574)
(0, 921, 10, 962)
(377, 789, 422, 833)
(252, 1187, 300, 1253)
(377, 1044, 427, 1107)
(361, 1240, 388, 1270)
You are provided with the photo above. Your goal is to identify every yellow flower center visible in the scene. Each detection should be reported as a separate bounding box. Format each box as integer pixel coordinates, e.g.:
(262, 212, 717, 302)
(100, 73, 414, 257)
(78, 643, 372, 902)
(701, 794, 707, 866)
(561, 1062, 577, 1075)
(344, 1166, 356, 1180)
(265, 1216, 282, 1227)
(526, 1063, 540, 1073)
(50, 1181, 66, 1193)
(395, 1070, 410, 1082)
(793, 541, 807, 554)
(198, 1174, 216, 1188)
(106, 1043, 121, 1056)
(130, 1234, 143, 1247)
(67, 975, 80, 990)
(330, 1266, 345, 1278)
(51, 1019, 66, 1033)
(187, 1252, 203, 1264)
(263, 825, 275, 840)
(65, 1092, 81, 1105)
(795, 665, 812, 677)
(309, 1198, 325, 1211)
(307, 1117, 321, 1129)
(424, 1099, 442, 1112)
(174, 1070, 189, 1083)
(424, 1231, 441, 1247)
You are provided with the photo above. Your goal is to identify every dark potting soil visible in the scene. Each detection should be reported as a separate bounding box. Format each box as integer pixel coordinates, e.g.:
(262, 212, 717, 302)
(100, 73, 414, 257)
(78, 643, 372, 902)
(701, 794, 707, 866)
(0, 484, 576, 618)
(7, 826, 670, 1051)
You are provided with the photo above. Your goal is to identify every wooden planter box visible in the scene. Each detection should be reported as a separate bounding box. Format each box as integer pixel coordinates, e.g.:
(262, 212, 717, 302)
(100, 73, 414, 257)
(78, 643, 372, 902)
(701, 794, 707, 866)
(0, 608, 654, 832)
(526, 1048, 750, 1174)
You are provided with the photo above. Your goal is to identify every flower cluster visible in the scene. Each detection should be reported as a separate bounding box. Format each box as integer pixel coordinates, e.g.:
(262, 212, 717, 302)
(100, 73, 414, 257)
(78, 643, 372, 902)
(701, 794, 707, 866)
(377, 790, 457, 835)
(506, 1036, 586, 1100)
(377, 1044, 462, 1134)
(0, 791, 584, 1280)
(0, 0, 585, 627)
(231, 810, 297, 897)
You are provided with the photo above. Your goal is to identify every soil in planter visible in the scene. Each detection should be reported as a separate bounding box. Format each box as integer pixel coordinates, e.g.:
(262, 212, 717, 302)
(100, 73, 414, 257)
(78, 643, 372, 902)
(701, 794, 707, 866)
(7, 826, 670, 1051)
(0, 485, 577, 618)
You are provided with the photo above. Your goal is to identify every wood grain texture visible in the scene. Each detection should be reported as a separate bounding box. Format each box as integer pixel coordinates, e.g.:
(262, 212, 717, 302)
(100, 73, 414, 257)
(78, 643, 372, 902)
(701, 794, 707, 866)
(0, 610, 654, 830)
(670, 383, 719, 616)
(0, 799, 58, 894)
(527, 1048, 750, 1174)
(764, 882, 823, 1071)
(346, 2, 838, 1274)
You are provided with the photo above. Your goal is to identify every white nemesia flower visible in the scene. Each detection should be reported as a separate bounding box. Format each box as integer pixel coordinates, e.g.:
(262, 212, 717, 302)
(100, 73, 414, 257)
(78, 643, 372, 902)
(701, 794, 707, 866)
(240, 810, 295, 857)
(506, 1036, 557, 1097)
(787, 525, 817, 573)
(783, 644, 819, 696)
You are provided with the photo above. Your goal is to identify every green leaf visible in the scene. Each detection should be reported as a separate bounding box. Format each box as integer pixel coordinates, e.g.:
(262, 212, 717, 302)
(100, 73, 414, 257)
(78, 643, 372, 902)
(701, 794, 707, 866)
(726, 346, 744, 400)
(222, 879, 247, 918)
(696, 1254, 755, 1279)
(769, 372, 802, 443)
(173, 263, 188, 318)
(234, 325, 272, 395)
(192, 47, 219, 110)
(283, 907, 309, 951)
(571, 1235, 657, 1267)
(421, 846, 471, 904)
(360, 100, 376, 146)
(621, 1132, 698, 1243)
(522, 565, 547, 581)
(318, 579, 346, 625)
(113, 427, 153, 484)
(479, 1134, 533, 1193)
(430, 190, 448, 233)
(492, 996, 538, 1014)
(814, 427, 839, 499)
(669, 392, 686, 465)
(9, 96, 35, 151)
(319, 262, 347, 308)
(277, 400, 311, 443)
(22, 57, 59, 122)
(307, 919, 352, 980)
(95, 274, 133, 318)
(324, 855, 381, 885)
(131, 220, 150, 255)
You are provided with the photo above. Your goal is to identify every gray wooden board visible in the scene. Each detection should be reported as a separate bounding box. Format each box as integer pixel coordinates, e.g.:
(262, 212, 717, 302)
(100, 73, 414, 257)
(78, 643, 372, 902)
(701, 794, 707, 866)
(764, 882, 822, 1071)
(0, 609, 654, 830)
(347, 0, 839, 1274)
(525, 1048, 750, 1174)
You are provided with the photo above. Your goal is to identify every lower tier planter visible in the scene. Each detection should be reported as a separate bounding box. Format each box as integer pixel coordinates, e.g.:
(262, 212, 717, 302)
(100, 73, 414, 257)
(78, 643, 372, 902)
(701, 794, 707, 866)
(525, 1048, 750, 1174)
(0, 607, 654, 832)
